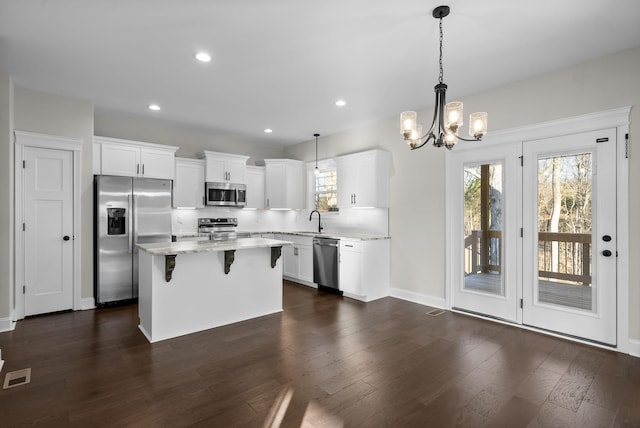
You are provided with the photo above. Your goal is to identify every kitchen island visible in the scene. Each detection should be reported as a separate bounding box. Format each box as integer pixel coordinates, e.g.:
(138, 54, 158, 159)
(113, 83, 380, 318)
(136, 237, 291, 343)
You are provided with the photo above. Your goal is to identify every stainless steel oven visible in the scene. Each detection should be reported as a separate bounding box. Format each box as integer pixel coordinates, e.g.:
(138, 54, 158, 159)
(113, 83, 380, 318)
(205, 182, 246, 207)
(198, 217, 239, 241)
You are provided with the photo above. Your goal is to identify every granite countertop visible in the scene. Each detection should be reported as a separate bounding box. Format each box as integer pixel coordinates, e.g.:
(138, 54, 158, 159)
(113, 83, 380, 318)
(244, 231, 390, 241)
(137, 237, 292, 256)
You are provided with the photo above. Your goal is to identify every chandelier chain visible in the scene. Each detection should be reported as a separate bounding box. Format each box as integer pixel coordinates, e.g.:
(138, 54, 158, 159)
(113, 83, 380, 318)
(438, 17, 444, 84)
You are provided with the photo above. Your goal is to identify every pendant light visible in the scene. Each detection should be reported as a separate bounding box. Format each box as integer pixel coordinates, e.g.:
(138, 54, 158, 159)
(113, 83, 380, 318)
(313, 133, 320, 176)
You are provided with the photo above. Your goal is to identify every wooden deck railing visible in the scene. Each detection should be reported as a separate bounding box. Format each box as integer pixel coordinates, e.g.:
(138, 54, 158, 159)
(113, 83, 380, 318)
(464, 230, 591, 286)
(538, 232, 591, 285)
(464, 230, 501, 274)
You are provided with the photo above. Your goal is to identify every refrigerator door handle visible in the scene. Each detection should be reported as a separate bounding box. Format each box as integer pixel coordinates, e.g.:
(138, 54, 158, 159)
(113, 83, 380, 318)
(128, 194, 133, 254)
(133, 195, 138, 248)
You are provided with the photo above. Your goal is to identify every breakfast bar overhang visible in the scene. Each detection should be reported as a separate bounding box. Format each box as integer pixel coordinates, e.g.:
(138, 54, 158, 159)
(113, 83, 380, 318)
(136, 238, 292, 343)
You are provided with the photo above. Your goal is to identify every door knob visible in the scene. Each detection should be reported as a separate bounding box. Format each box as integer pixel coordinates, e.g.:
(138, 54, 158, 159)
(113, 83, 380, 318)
(602, 235, 612, 242)
(602, 249, 612, 257)
(63, 235, 70, 241)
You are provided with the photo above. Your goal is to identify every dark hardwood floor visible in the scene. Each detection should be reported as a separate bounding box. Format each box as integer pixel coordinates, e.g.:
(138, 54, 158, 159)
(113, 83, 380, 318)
(1, 280, 639, 427)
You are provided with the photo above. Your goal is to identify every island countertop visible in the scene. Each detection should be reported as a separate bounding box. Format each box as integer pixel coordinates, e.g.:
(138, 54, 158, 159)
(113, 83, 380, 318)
(137, 237, 292, 256)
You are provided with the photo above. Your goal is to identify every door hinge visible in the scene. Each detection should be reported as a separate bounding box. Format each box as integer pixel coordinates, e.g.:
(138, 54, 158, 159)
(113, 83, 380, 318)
(22, 160, 26, 169)
(23, 285, 26, 295)
(519, 156, 523, 166)
(520, 299, 523, 308)
(625, 133, 630, 159)
(22, 223, 25, 231)
(520, 228, 523, 238)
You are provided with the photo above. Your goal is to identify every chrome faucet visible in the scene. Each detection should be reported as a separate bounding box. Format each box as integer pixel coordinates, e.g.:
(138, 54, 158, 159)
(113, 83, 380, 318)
(309, 210, 323, 233)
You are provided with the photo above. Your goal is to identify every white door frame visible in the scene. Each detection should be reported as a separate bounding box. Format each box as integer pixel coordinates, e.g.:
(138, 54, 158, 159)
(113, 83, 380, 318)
(445, 107, 631, 353)
(14, 131, 83, 320)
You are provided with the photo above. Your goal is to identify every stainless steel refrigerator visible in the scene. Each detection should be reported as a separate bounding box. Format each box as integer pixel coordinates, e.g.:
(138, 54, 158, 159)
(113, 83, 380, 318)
(94, 175, 172, 305)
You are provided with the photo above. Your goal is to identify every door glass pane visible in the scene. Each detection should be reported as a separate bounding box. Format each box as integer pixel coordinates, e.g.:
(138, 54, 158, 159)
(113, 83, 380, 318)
(463, 163, 503, 296)
(537, 153, 593, 311)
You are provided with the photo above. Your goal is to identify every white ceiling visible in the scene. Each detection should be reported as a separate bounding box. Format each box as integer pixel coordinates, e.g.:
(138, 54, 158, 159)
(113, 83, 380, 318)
(1, 0, 639, 146)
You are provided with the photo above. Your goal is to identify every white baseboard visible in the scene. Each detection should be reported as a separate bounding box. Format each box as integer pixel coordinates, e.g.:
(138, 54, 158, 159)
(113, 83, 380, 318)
(389, 287, 446, 309)
(79, 297, 96, 311)
(629, 339, 640, 358)
(0, 312, 16, 333)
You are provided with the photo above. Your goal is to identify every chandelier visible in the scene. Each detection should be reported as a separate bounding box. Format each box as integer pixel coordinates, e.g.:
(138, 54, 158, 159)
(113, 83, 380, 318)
(400, 5, 487, 150)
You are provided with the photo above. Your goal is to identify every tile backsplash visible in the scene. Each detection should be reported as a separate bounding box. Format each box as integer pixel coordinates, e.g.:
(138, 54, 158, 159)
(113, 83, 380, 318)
(172, 207, 389, 236)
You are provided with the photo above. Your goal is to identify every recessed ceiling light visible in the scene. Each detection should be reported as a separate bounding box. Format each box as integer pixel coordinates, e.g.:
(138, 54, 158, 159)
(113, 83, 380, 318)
(148, 104, 161, 111)
(264, 128, 273, 133)
(194, 52, 212, 63)
(335, 100, 346, 107)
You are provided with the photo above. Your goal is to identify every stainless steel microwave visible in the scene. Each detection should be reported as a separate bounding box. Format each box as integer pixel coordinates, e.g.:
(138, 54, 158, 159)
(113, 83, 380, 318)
(205, 182, 246, 207)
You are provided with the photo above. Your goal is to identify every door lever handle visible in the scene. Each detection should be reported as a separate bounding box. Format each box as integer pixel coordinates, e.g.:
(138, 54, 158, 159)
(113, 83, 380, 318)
(63, 235, 70, 241)
(602, 250, 612, 257)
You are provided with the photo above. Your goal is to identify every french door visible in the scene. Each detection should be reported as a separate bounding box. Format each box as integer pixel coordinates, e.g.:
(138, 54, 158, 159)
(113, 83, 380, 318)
(449, 144, 521, 322)
(449, 128, 617, 346)
(522, 129, 617, 345)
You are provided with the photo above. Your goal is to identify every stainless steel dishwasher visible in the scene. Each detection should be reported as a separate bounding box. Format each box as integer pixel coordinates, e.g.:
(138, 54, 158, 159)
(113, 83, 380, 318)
(313, 237, 342, 295)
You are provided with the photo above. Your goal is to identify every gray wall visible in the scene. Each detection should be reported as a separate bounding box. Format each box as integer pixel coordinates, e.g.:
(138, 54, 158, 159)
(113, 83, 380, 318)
(13, 87, 94, 300)
(94, 111, 286, 164)
(0, 74, 14, 320)
(2, 46, 639, 345)
(285, 46, 640, 341)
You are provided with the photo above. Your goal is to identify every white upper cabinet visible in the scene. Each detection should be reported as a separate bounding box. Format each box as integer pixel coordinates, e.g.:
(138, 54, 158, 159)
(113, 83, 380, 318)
(173, 158, 205, 208)
(245, 165, 265, 209)
(264, 159, 304, 209)
(196, 150, 249, 183)
(336, 150, 390, 208)
(94, 136, 178, 180)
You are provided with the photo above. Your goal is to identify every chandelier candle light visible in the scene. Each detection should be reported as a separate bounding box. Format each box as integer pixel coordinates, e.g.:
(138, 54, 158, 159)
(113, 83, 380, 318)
(400, 5, 487, 150)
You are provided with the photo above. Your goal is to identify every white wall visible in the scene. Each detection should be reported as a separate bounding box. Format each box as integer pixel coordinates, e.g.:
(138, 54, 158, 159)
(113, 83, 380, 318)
(0, 74, 14, 322)
(13, 87, 94, 300)
(284, 46, 640, 340)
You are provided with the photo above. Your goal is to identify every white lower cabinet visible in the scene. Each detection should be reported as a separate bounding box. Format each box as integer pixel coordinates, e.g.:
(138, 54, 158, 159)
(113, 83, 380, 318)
(297, 245, 313, 283)
(282, 234, 314, 285)
(339, 240, 363, 296)
(340, 239, 390, 302)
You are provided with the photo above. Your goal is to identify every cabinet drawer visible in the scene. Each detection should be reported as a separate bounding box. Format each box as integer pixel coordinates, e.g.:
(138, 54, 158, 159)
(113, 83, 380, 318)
(340, 240, 362, 252)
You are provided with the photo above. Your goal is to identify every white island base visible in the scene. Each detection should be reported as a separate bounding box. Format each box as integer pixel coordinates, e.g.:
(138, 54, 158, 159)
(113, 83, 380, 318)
(137, 239, 287, 343)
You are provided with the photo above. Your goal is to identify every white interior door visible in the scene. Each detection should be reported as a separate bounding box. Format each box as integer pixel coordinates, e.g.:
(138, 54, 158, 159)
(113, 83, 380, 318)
(23, 147, 74, 315)
(522, 129, 617, 346)
(449, 143, 521, 322)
